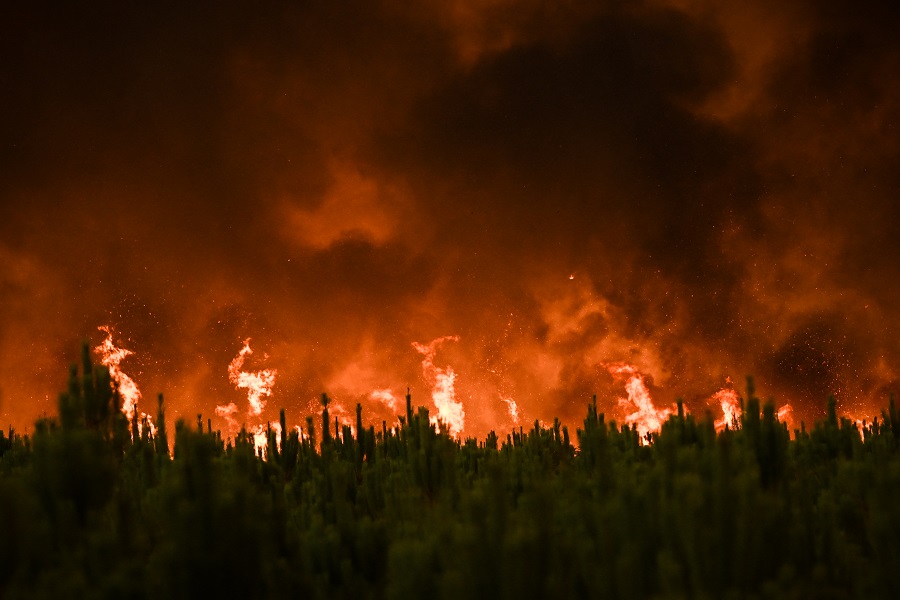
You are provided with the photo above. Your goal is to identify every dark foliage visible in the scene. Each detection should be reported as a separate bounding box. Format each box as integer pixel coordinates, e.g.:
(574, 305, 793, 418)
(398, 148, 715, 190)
(1, 353, 899, 599)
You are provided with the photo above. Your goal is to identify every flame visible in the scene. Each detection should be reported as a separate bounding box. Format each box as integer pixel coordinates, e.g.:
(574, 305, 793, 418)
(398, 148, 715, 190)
(215, 402, 239, 429)
(252, 420, 282, 456)
(143, 414, 157, 438)
(369, 388, 400, 412)
(777, 403, 793, 426)
(412, 335, 465, 436)
(94, 326, 142, 421)
(501, 396, 520, 423)
(226, 338, 277, 417)
(712, 378, 741, 432)
(253, 422, 307, 455)
(606, 362, 672, 442)
(327, 398, 356, 433)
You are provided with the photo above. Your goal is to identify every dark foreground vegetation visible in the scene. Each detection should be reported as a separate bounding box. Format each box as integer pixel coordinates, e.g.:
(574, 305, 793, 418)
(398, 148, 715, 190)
(1, 349, 899, 599)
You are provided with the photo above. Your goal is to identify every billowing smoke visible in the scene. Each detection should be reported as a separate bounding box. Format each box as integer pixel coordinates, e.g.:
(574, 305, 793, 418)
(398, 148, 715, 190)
(2, 1, 899, 437)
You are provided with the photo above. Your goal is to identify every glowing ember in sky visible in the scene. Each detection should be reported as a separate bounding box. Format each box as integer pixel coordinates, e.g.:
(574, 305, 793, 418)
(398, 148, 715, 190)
(94, 326, 142, 421)
(413, 336, 465, 436)
(226, 338, 277, 418)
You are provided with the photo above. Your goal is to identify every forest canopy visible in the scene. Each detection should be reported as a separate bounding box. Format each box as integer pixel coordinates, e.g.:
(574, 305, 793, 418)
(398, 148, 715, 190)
(1, 348, 899, 599)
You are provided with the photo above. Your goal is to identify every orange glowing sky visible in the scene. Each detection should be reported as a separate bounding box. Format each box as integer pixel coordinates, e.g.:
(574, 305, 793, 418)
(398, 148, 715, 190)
(2, 1, 899, 439)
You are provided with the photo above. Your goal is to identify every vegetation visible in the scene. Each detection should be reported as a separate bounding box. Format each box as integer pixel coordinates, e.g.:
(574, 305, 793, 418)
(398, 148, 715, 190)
(1, 347, 899, 599)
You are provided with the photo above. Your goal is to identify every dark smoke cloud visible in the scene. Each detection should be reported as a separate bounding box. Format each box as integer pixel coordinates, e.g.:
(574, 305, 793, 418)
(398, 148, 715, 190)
(2, 0, 899, 436)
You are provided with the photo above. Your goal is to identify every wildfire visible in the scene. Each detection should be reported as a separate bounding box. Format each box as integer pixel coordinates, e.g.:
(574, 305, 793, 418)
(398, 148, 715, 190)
(709, 379, 795, 433)
(215, 402, 239, 430)
(412, 335, 465, 436)
(501, 396, 520, 423)
(94, 326, 142, 421)
(87, 329, 832, 446)
(326, 398, 356, 433)
(226, 338, 277, 417)
(253, 420, 282, 456)
(369, 388, 400, 412)
(777, 403, 794, 427)
(712, 379, 741, 432)
(606, 362, 672, 442)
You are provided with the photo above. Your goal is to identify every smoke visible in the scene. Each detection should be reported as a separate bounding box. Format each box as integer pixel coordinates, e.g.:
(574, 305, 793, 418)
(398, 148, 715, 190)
(1, 1, 899, 436)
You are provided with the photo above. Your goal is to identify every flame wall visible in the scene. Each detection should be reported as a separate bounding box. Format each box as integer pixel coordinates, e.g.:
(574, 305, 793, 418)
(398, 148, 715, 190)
(1, 1, 899, 438)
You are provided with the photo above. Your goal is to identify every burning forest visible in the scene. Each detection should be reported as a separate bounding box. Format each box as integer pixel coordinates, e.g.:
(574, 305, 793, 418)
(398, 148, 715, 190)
(1, 349, 900, 598)
(2, 0, 900, 597)
(2, 0, 900, 443)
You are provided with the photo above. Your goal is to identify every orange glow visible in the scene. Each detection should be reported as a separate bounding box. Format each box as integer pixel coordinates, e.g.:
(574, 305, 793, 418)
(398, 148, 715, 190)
(281, 161, 409, 250)
(1, 1, 897, 444)
(777, 403, 793, 425)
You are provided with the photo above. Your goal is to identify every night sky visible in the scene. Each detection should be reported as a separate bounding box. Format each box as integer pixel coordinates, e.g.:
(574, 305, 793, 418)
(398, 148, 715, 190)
(2, 0, 899, 437)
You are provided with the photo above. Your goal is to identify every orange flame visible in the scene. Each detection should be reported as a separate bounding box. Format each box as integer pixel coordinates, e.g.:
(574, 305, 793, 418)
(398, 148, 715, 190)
(327, 398, 356, 433)
(369, 388, 400, 412)
(251, 422, 308, 456)
(412, 335, 465, 436)
(143, 414, 157, 438)
(226, 338, 277, 417)
(215, 402, 239, 429)
(777, 403, 794, 427)
(606, 362, 672, 442)
(94, 326, 142, 421)
(501, 396, 520, 424)
(712, 378, 741, 432)
(253, 420, 282, 456)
